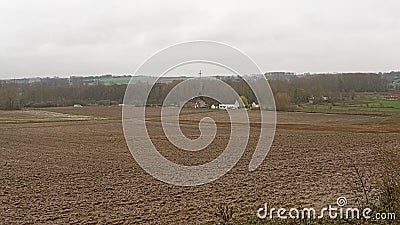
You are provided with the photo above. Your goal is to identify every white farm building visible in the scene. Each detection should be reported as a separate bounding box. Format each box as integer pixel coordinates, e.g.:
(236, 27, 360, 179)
(218, 100, 240, 110)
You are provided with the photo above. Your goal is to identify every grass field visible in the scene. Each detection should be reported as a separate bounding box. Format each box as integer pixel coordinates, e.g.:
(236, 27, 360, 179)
(302, 100, 400, 117)
(359, 100, 400, 109)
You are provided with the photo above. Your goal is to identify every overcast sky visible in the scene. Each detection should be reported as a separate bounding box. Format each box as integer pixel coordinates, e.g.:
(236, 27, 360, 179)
(0, 0, 399, 79)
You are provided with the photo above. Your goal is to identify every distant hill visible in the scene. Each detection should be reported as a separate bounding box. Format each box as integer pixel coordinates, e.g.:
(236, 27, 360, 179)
(2, 71, 399, 86)
(0, 75, 194, 86)
(264, 72, 298, 81)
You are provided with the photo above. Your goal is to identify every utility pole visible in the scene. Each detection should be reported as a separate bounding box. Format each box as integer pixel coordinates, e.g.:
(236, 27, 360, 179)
(199, 70, 203, 96)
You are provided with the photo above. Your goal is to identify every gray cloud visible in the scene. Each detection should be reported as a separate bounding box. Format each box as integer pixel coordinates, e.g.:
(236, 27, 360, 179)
(0, 0, 399, 78)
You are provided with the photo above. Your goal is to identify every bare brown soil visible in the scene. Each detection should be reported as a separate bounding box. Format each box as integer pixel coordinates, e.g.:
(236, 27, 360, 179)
(1, 106, 399, 224)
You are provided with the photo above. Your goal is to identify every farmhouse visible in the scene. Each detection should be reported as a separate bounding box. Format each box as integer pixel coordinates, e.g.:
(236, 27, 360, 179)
(184, 98, 208, 108)
(385, 95, 399, 101)
(218, 100, 239, 110)
(251, 102, 260, 109)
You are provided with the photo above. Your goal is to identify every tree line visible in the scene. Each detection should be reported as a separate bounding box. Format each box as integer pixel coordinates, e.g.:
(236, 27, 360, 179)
(0, 73, 389, 110)
(269, 73, 388, 110)
(0, 83, 126, 110)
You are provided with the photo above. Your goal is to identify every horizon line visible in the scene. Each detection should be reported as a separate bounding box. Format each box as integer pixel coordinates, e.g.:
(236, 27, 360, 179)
(1, 70, 400, 80)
